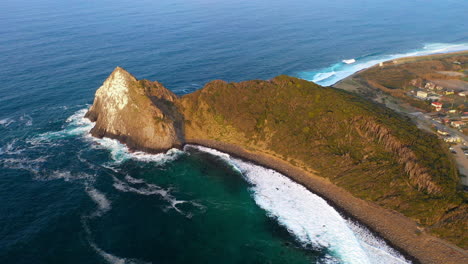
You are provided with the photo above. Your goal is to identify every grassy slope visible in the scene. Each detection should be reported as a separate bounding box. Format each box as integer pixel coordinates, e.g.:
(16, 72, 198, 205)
(178, 76, 466, 247)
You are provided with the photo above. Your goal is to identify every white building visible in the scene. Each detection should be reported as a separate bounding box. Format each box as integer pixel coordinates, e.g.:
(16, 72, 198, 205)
(444, 136, 462, 143)
(416, 91, 427, 99)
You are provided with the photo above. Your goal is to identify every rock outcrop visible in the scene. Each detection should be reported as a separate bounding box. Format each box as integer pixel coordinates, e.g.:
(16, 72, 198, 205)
(85, 67, 184, 153)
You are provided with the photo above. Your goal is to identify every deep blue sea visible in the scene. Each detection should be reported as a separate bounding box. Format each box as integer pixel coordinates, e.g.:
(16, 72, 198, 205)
(1, 0, 467, 263)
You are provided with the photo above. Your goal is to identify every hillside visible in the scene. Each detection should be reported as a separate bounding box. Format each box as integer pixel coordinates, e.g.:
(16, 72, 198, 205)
(87, 68, 467, 260)
(178, 76, 465, 248)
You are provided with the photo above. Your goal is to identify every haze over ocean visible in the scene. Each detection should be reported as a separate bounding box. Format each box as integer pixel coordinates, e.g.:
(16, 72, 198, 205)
(0, 0, 467, 263)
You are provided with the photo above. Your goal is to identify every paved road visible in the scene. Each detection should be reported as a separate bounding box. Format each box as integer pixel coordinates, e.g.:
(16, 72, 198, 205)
(452, 144, 468, 186)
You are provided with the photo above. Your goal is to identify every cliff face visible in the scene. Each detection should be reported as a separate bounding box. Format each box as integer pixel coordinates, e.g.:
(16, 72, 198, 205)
(86, 69, 465, 248)
(85, 67, 183, 152)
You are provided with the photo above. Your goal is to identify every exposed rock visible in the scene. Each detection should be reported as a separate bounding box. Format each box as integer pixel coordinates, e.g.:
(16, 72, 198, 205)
(85, 67, 183, 153)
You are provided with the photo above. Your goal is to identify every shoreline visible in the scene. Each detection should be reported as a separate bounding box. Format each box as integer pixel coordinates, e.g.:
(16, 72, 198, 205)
(184, 139, 468, 264)
(331, 49, 468, 87)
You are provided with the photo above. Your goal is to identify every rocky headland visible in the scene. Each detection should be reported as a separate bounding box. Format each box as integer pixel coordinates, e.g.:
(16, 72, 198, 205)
(86, 67, 467, 263)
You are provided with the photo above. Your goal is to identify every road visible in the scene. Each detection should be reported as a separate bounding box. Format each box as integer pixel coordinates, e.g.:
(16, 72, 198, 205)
(452, 144, 468, 186)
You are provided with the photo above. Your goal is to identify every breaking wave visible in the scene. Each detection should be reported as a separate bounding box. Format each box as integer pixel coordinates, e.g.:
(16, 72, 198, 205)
(189, 145, 410, 264)
(28, 108, 183, 165)
(298, 42, 468, 86)
(88, 136, 183, 164)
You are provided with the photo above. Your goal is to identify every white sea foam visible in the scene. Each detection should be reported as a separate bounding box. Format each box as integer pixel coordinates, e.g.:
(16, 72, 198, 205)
(19, 114, 33, 126)
(89, 241, 151, 264)
(112, 175, 201, 217)
(1, 156, 47, 175)
(0, 118, 15, 127)
(189, 145, 410, 264)
(233, 160, 371, 264)
(88, 135, 183, 164)
(28, 109, 94, 145)
(313, 71, 336, 83)
(86, 186, 111, 217)
(346, 221, 409, 264)
(299, 42, 468, 86)
(83, 185, 151, 264)
(125, 174, 145, 184)
(29, 108, 183, 165)
(343, 59, 356, 64)
(1, 139, 25, 155)
(69, 108, 183, 164)
(44, 170, 94, 182)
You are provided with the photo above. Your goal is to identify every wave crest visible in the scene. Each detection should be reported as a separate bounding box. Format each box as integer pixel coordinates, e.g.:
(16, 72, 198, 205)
(299, 42, 468, 86)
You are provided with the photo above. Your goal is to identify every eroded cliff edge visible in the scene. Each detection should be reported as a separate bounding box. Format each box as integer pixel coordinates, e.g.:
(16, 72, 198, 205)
(85, 67, 184, 153)
(86, 67, 467, 263)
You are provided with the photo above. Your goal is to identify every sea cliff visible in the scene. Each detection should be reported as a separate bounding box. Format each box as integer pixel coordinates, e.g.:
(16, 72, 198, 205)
(86, 67, 467, 263)
(85, 67, 184, 153)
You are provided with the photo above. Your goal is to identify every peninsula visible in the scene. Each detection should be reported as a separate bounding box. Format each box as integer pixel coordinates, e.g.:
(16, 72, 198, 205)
(86, 65, 467, 263)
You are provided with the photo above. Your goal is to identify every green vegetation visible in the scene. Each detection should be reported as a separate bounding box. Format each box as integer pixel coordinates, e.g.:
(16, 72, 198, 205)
(179, 76, 466, 248)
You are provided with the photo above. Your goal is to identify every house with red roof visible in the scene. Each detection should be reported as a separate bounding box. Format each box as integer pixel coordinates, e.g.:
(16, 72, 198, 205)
(431, 102, 442, 111)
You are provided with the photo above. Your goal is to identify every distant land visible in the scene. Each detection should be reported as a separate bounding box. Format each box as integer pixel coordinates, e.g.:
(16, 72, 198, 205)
(334, 51, 468, 186)
(86, 52, 467, 263)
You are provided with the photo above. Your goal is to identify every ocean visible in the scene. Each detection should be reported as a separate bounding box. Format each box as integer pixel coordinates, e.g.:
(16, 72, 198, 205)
(0, 0, 467, 263)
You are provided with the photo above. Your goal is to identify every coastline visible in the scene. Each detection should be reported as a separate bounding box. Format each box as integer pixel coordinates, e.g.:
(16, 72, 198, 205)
(184, 139, 468, 264)
(332, 50, 468, 88)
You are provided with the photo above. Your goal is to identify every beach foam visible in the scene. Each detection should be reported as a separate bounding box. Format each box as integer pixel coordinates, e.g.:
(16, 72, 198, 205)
(190, 145, 410, 264)
(298, 42, 468, 86)
(346, 221, 409, 264)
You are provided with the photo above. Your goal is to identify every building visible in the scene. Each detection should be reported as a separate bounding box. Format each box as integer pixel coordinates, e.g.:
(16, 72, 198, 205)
(459, 92, 467, 97)
(451, 121, 465, 128)
(437, 129, 449, 136)
(417, 91, 428, 98)
(431, 102, 443, 111)
(445, 90, 455, 95)
(425, 82, 436, 90)
(444, 136, 462, 143)
(427, 95, 441, 101)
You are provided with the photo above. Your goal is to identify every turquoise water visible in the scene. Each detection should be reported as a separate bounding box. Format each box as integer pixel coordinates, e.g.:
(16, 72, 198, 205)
(1, 0, 467, 263)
